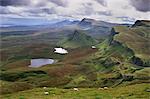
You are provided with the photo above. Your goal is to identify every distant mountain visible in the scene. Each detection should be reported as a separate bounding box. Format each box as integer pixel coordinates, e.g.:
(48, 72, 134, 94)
(77, 18, 123, 38)
(0, 17, 79, 28)
(0, 17, 58, 27)
(79, 18, 118, 27)
(1, 18, 131, 40)
(78, 18, 94, 27)
(50, 20, 79, 28)
(58, 30, 97, 48)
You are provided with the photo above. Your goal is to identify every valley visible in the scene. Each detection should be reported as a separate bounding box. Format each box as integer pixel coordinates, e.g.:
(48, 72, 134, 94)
(0, 19, 150, 99)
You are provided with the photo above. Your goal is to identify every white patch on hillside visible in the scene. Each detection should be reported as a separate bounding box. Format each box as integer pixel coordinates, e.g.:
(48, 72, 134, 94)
(54, 48, 68, 54)
(92, 46, 96, 49)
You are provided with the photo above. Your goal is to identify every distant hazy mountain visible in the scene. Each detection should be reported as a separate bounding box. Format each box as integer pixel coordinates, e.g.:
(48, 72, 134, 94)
(0, 17, 80, 28)
(52, 18, 123, 38)
(79, 18, 118, 28)
(1, 18, 131, 40)
(58, 30, 97, 48)
(0, 18, 56, 27)
(51, 20, 79, 28)
(77, 18, 123, 38)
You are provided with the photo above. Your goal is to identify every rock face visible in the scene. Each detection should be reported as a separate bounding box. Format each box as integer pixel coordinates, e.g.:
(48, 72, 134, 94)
(132, 20, 150, 27)
(58, 30, 97, 48)
(79, 18, 94, 27)
(131, 56, 143, 66)
(109, 20, 150, 67)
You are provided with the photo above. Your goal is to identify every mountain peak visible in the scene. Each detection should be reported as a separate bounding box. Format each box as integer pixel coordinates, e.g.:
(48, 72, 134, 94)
(79, 18, 95, 27)
(70, 30, 88, 41)
(80, 18, 95, 23)
(132, 20, 150, 27)
(58, 30, 97, 48)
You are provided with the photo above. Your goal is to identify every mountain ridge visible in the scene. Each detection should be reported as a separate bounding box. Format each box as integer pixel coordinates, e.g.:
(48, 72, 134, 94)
(58, 30, 97, 48)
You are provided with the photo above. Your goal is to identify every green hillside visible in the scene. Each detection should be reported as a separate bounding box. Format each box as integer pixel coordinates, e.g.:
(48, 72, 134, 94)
(82, 20, 150, 88)
(58, 30, 97, 48)
(92, 20, 150, 67)
(0, 20, 149, 98)
(1, 83, 149, 99)
(113, 21, 150, 66)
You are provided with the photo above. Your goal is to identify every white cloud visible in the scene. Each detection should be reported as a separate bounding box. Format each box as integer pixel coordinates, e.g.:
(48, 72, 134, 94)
(0, 0, 150, 23)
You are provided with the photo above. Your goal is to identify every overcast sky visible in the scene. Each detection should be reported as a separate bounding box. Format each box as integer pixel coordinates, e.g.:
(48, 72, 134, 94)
(0, 0, 150, 23)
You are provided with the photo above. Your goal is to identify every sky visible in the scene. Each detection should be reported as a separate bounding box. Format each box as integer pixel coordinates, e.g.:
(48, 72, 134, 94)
(0, 0, 150, 24)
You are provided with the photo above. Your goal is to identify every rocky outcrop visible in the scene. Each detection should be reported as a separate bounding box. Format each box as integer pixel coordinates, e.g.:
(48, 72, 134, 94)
(132, 20, 150, 27)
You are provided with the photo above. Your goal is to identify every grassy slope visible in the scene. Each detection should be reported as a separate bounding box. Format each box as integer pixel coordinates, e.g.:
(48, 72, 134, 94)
(113, 26, 150, 61)
(91, 20, 150, 69)
(81, 21, 150, 89)
(0, 47, 99, 94)
(58, 31, 97, 48)
(0, 20, 149, 98)
(0, 83, 149, 99)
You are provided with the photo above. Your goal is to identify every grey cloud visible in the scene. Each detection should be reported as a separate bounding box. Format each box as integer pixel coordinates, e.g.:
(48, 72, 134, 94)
(42, 8, 56, 14)
(48, 0, 68, 7)
(95, 0, 107, 6)
(0, 6, 10, 14)
(0, 0, 31, 6)
(130, 0, 150, 12)
(0, 0, 68, 7)
(79, 3, 95, 15)
(117, 16, 135, 22)
(97, 11, 112, 16)
(0, 6, 56, 17)
(0, 0, 57, 16)
(0, 6, 20, 14)
(28, 8, 56, 14)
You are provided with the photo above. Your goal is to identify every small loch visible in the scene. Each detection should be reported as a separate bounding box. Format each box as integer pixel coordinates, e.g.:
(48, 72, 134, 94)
(29, 59, 55, 68)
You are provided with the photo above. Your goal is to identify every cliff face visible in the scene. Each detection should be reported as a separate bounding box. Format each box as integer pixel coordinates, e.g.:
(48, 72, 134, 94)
(132, 20, 150, 27)
(109, 20, 150, 67)
(80, 20, 150, 88)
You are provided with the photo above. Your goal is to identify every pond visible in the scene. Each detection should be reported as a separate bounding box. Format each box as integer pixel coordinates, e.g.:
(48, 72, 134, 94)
(29, 59, 55, 68)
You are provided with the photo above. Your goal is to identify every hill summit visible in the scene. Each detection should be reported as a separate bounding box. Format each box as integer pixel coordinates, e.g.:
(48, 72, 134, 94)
(95, 20, 150, 67)
(132, 20, 150, 27)
(58, 30, 97, 48)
